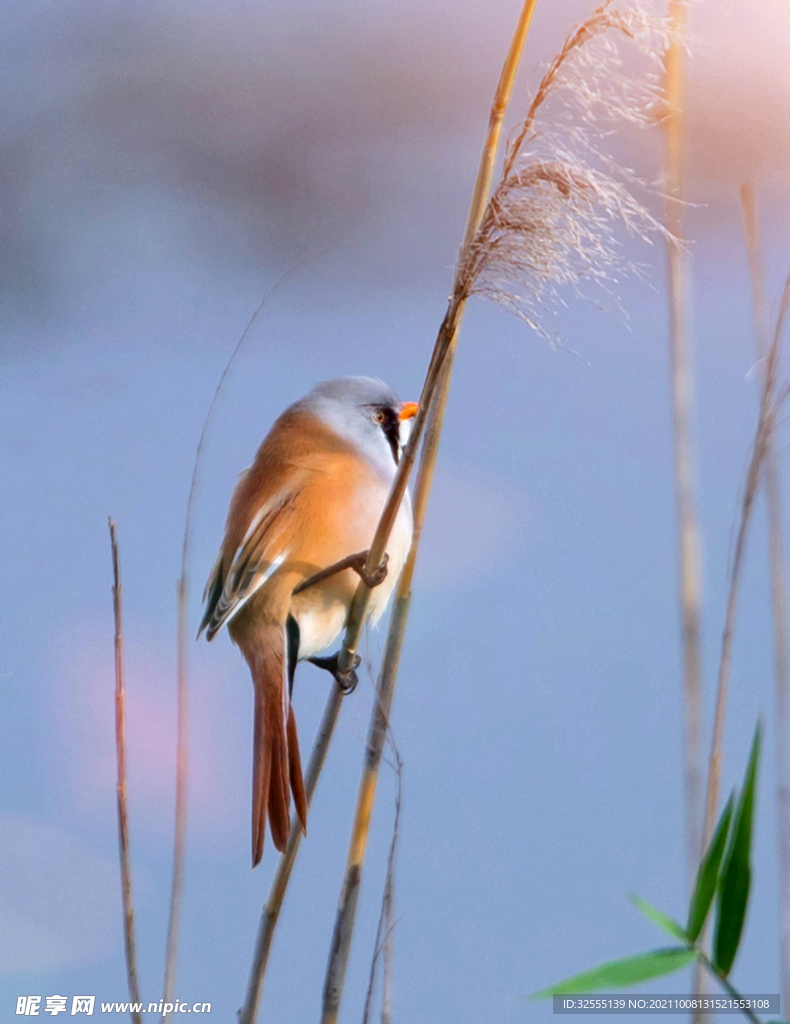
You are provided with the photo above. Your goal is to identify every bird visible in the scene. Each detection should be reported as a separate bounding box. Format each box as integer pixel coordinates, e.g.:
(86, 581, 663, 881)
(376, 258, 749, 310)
(199, 376, 418, 866)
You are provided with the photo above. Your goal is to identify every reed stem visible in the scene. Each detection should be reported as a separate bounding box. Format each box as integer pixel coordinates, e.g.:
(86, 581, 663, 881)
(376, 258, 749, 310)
(703, 271, 790, 897)
(238, 687, 344, 1024)
(664, 0, 703, 890)
(108, 519, 144, 1024)
(161, 578, 188, 1023)
(739, 183, 790, 1013)
(320, 3, 540, 1020)
(334, 0, 540, 679)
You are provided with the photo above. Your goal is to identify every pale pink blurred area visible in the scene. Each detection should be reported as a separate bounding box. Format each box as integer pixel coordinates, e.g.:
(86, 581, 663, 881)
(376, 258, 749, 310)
(0, 816, 117, 974)
(48, 623, 247, 847)
(687, 0, 790, 195)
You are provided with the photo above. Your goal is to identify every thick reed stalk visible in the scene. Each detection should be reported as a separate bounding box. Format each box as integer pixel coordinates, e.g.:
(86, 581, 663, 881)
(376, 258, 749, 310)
(320, 5, 540, 1020)
(108, 519, 143, 1024)
(238, 686, 343, 1024)
(740, 183, 790, 1013)
(334, 0, 540, 680)
(664, 0, 703, 888)
(321, 359, 456, 1024)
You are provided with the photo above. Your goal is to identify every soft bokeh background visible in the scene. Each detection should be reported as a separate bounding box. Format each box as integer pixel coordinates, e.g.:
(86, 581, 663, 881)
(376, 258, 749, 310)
(2, 0, 790, 1019)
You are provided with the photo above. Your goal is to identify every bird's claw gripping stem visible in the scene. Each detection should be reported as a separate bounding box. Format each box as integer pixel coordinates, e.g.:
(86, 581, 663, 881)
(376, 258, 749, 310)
(308, 653, 361, 694)
(349, 550, 389, 589)
(293, 550, 389, 596)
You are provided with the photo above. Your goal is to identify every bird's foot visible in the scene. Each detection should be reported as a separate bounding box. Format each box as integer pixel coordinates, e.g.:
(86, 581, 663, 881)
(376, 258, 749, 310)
(348, 550, 389, 589)
(308, 652, 361, 694)
(293, 550, 388, 596)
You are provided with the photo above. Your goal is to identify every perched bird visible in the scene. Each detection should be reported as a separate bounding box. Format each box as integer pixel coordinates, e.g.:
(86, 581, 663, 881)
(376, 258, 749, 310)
(199, 377, 417, 866)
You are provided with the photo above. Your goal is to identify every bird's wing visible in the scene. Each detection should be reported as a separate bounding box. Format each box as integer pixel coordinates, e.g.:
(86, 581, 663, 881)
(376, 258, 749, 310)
(200, 406, 355, 642)
(199, 486, 299, 640)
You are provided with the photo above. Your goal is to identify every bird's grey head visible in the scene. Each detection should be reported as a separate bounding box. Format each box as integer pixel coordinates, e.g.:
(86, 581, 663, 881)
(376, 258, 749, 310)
(296, 376, 413, 479)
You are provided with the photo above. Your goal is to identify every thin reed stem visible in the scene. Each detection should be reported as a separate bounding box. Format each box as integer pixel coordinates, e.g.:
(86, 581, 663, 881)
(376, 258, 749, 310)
(361, 745, 402, 1024)
(663, 11, 707, 1015)
(161, 578, 188, 1023)
(704, 270, 790, 857)
(664, 0, 703, 891)
(381, 901, 394, 1024)
(238, 686, 344, 1024)
(168, 267, 314, 1023)
(320, 1, 541, 1016)
(108, 519, 143, 1024)
(740, 182, 790, 1013)
(320, 588, 414, 1024)
(663, 14, 707, 1008)
(324, 352, 454, 1017)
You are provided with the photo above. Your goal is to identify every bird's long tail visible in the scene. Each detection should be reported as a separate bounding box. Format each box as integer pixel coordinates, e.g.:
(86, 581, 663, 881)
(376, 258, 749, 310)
(250, 625, 307, 866)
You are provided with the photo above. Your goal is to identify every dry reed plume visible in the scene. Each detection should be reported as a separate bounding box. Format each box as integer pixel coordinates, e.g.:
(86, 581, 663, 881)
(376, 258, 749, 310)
(464, 0, 672, 338)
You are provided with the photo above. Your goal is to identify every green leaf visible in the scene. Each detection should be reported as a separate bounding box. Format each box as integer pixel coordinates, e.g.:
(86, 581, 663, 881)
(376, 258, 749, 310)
(530, 947, 698, 1000)
(714, 722, 761, 976)
(686, 793, 735, 941)
(629, 894, 688, 942)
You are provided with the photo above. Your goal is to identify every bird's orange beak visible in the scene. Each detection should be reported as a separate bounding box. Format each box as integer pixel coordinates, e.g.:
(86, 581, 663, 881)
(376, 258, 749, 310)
(399, 401, 419, 421)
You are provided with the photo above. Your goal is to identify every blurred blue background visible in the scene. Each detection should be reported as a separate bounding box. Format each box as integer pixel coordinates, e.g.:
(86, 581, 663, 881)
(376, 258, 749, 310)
(2, 0, 790, 1020)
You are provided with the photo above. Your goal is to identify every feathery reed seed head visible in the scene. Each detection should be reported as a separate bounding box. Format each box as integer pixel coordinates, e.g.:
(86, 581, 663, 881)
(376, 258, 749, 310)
(461, 0, 676, 339)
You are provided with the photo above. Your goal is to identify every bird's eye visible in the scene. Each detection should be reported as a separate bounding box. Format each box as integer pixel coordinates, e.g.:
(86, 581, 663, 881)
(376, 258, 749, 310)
(373, 409, 386, 424)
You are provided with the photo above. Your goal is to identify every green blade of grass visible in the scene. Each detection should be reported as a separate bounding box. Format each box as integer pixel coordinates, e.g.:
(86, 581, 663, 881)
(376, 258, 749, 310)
(629, 894, 688, 942)
(686, 793, 735, 941)
(530, 947, 698, 1000)
(714, 723, 762, 976)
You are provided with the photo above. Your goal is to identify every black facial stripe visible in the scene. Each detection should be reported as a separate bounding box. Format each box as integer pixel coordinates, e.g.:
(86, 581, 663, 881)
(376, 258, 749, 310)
(379, 406, 401, 464)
